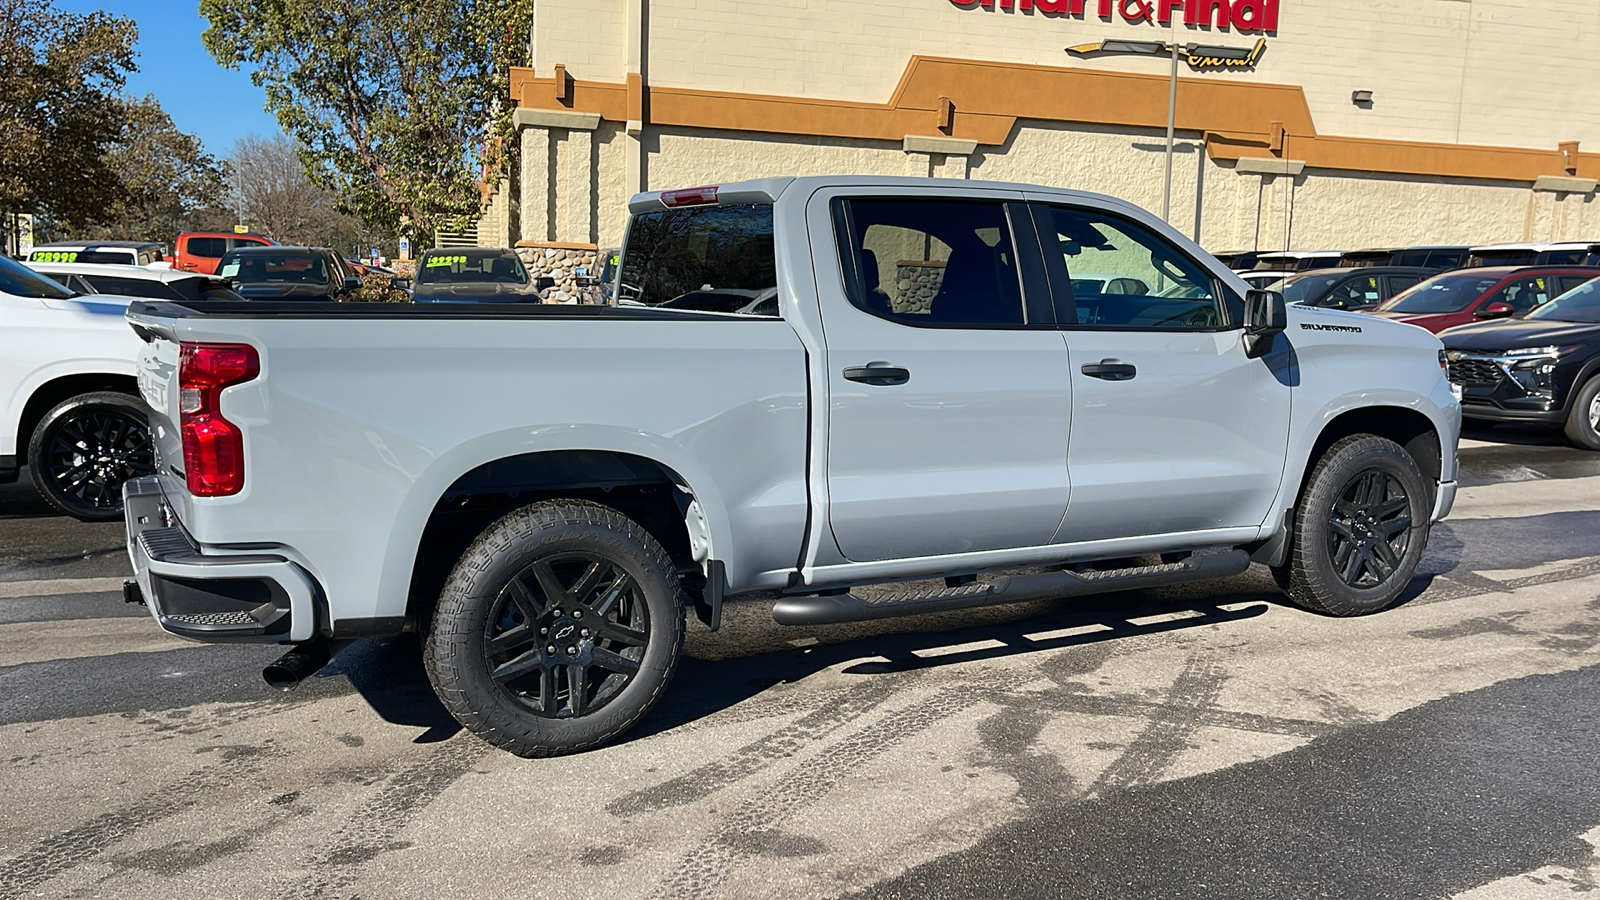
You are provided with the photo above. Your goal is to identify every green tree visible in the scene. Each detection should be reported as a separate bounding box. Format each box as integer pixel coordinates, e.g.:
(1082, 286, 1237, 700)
(200, 0, 534, 243)
(72, 96, 232, 242)
(0, 1, 137, 236)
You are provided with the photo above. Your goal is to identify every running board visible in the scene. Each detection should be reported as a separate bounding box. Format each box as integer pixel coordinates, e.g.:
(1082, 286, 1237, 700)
(772, 550, 1252, 626)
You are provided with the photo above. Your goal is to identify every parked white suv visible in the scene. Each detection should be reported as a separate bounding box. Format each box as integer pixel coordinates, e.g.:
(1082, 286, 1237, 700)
(27, 262, 241, 304)
(0, 256, 153, 519)
(122, 176, 1460, 756)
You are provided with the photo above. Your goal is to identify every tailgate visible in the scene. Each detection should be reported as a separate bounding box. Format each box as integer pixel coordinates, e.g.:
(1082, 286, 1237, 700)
(128, 308, 184, 486)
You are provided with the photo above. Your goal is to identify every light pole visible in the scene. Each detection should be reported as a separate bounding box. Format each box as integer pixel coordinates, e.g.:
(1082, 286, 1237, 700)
(1066, 39, 1261, 236)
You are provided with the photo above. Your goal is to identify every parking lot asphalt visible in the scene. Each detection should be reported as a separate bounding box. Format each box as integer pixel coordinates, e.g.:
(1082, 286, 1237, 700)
(2, 427, 1599, 899)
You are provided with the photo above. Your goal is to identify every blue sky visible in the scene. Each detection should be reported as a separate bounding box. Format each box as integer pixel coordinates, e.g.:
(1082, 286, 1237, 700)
(56, 1, 279, 156)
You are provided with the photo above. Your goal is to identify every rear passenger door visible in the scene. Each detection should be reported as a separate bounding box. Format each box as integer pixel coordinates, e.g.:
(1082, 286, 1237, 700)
(814, 189, 1073, 563)
(1030, 200, 1291, 544)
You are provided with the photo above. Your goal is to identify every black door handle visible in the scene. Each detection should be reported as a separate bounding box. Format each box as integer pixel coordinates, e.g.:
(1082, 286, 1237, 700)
(1081, 359, 1137, 381)
(843, 362, 911, 386)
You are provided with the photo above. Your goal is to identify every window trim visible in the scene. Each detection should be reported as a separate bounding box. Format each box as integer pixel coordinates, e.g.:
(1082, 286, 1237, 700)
(1027, 202, 1242, 333)
(829, 196, 1053, 330)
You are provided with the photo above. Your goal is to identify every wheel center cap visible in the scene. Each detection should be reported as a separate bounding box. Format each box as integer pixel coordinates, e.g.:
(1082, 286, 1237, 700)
(552, 622, 577, 642)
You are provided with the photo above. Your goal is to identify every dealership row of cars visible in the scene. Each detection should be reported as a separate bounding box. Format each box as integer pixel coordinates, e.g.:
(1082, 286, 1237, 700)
(1209, 243, 1600, 451)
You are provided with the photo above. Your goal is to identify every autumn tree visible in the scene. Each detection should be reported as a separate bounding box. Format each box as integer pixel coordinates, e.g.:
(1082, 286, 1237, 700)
(200, 0, 534, 243)
(71, 96, 232, 242)
(0, 1, 137, 236)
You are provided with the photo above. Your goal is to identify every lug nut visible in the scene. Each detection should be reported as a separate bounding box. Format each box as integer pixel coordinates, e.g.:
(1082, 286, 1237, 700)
(546, 645, 556, 655)
(572, 609, 583, 619)
(580, 628, 590, 639)
(539, 626, 548, 635)
(551, 608, 562, 617)
(566, 646, 578, 656)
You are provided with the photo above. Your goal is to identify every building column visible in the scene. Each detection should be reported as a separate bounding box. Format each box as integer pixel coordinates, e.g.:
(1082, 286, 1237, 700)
(1233, 157, 1306, 251)
(902, 135, 977, 180)
(514, 107, 602, 244)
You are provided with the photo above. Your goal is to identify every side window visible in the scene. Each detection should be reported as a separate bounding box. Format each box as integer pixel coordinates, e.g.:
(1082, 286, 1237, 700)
(189, 237, 229, 258)
(80, 276, 170, 299)
(1494, 276, 1552, 313)
(1544, 250, 1588, 266)
(1042, 205, 1223, 329)
(1384, 274, 1422, 297)
(839, 198, 1026, 327)
(1558, 275, 1597, 296)
(1428, 250, 1467, 269)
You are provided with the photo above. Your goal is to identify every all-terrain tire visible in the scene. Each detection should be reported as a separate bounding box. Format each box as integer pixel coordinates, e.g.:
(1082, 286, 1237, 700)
(425, 499, 686, 757)
(1273, 434, 1431, 617)
(27, 391, 154, 521)
(1563, 374, 1600, 451)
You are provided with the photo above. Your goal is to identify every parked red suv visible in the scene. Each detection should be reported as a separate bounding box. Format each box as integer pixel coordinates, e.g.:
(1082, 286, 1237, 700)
(1368, 267, 1600, 333)
(173, 232, 278, 275)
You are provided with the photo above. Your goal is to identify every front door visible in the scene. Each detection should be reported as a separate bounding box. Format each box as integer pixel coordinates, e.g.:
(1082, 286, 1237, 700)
(818, 192, 1072, 562)
(1028, 201, 1292, 544)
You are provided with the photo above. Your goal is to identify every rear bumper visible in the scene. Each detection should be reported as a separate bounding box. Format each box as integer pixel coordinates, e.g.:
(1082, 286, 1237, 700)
(124, 477, 320, 643)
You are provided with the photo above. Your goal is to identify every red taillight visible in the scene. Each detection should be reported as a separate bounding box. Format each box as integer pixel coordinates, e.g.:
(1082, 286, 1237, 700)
(178, 342, 259, 497)
(660, 185, 718, 208)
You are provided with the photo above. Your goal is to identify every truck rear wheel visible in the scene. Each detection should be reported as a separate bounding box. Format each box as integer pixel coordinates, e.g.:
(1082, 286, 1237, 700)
(425, 499, 685, 757)
(1273, 435, 1430, 617)
(27, 391, 154, 521)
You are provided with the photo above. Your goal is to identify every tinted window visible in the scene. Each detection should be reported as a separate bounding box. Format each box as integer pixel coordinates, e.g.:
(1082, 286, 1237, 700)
(1426, 250, 1467, 269)
(1382, 275, 1501, 313)
(1384, 274, 1423, 296)
(619, 204, 775, 307)
(1528, 279, 1600, 323)
(1280, 273, 1346, 306)
(1325, 274, 1384, 309)
(1557, 275, 1597, 295)
(219, 253, 331, 284)
(79, 275, 181, 300)
(1542, 250, 1589, 266)
(1491, 275, 1553, 313)
(1, 257, 74, 299)
(840, 199, 1025, 327)
(1392, 250, 1429, 267)
(1044, 206, 1221, 329)
(417, 252, 528, 285)
(187, 237, 229, 258)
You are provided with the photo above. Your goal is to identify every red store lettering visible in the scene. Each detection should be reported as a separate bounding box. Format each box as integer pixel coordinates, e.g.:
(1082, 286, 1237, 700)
(949, 0, 1280, 32)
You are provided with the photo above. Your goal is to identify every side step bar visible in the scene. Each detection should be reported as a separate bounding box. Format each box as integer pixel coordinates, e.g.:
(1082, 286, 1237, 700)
(772, 550, 1251, 626)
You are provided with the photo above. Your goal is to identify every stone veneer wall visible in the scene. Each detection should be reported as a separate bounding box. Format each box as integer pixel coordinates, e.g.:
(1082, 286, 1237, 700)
(514, 242, 602, 304)
(892, 262, 945, 314)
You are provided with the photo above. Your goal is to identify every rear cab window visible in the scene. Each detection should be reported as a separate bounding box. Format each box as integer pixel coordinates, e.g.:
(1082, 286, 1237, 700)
(618, 203, 779, 316)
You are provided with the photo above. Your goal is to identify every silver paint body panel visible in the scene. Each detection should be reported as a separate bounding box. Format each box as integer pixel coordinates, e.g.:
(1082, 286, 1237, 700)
(123, 176, 1460, 634)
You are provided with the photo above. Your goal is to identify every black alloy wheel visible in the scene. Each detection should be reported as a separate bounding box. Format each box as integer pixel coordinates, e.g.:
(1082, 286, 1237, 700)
(484, 553, 651, 718)
(1273, 433, 1430, 617)
(28, 391, 154, 521)
(1326, 469, 1412, 589)
(426, 499, 686, 757)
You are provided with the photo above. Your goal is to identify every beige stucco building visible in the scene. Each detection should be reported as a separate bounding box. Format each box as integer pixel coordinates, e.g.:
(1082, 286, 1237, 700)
(493, 0, 1600, 258)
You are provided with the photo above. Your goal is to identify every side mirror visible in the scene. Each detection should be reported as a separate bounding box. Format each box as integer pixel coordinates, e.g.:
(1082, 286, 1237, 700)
(342, 277, 363, 293)
(391, 277, 411, 293)
(534, 276, 557, 292)
(1475, 300, 1515, 319)
(1243, 289, 1287, 359)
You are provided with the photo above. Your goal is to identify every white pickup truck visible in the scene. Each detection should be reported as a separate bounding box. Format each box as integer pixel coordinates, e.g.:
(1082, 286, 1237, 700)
(122, 176, 1460, 756)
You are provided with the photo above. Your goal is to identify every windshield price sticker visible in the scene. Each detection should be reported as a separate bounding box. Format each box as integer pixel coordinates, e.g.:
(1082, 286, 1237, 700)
(31, 251, 79, 263)
(427, 255, 467, 267)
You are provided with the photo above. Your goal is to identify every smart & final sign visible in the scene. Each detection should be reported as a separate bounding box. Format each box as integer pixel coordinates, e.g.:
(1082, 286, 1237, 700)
(951, 0, 1281, 32)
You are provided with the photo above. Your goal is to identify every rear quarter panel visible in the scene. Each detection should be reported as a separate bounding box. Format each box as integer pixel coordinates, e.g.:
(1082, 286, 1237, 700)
(1, 293, 141, 456)
(140, 313, 810, 623)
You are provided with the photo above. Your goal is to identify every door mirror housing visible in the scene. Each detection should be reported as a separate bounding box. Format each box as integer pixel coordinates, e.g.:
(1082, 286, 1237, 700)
(342, 276, 363, 294)
(1475, 300, 1515, 319)
(534, 276, 557, 292)
(1243, 289, 1287, 359)
(391, 277, 411, 293)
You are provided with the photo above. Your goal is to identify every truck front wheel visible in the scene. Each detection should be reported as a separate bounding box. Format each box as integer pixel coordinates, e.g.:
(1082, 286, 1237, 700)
(425, 499, 686, 757)
(1274, 434, 1430, 616)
